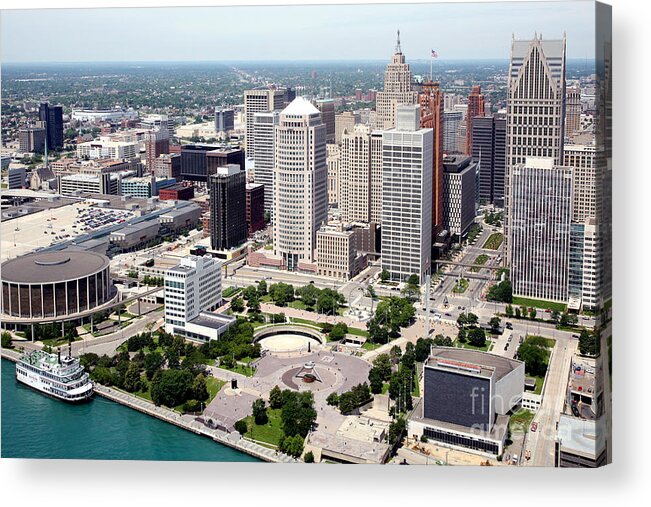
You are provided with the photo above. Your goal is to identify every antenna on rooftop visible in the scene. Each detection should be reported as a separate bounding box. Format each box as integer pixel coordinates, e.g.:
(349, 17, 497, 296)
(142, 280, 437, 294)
(396, 29, 402, 54)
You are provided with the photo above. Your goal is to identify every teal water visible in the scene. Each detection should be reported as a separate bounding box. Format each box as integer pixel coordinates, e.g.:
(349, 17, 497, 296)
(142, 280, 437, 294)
(1, 359, 259, 461)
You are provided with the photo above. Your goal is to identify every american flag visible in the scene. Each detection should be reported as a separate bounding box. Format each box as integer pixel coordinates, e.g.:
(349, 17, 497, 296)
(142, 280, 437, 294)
(431, 50, 438, 58)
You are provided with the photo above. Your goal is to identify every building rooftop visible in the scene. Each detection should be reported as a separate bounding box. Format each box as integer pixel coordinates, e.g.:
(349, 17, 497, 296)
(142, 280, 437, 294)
(426, 347, 523, 382)
(1, 250, 110, 284)
(557, 414, 606, 459)
(190, 311, 236, 331)
(282, 96, 320, 117)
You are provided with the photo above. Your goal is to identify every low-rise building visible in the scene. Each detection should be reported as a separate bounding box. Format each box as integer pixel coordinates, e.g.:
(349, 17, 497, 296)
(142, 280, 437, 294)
(121, 176, 176, 198)
(316, 222, 368, 280)
(158, 203, 202, 233)
(158, 184, 195, 201)
(109, 220, 160, 251)
(556, 414, 607, 467)
(408, 348, 524, 456)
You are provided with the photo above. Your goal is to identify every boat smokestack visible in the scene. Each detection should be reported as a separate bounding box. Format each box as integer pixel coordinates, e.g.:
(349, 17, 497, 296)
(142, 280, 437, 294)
(69, 341, 72, 358)
(57, 348, 61, 363)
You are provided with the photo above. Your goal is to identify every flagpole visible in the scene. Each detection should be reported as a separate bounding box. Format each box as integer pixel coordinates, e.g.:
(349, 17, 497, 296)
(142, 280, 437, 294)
(430, 55, 433, 82)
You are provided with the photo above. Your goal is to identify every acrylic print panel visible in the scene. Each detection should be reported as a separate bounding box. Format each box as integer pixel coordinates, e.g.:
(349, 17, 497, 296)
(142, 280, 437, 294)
(0, 0, 611, 467)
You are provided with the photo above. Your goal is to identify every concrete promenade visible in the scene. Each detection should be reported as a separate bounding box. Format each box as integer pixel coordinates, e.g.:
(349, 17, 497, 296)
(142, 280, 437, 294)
(1, 347, 295, 464)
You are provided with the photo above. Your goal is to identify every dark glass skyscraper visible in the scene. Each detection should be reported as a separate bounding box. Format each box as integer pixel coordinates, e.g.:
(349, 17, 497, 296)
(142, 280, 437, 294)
(209, 164, 247, 251)
(472, 114, 506, 207)
(38, 102, 64, 151)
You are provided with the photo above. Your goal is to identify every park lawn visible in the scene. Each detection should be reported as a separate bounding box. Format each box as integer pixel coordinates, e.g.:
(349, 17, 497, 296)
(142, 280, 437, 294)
(452, 278, 469, 294)
(288, 300, 307, 311)
(289, 317, 324, 329)
(243, 408, 284, 447)
(347, 327, 370, 338)
(457, 340, 491, 352)
(510, 408, 535, 433)
(471, 254, 490, 272)
(526, 336, 556, 349)
(412, 370, 420, 397)
(512, 296, 566, 313)
(206, 377, 226, 402)
(482, 232, 504, 250)
(222, 287, 242, 298)
(466, 224, 482, 243)
(118, 311, 139, 320)
(532, 375, 545, 395)
(215, 362, 255, 377)
(361, 341, 381, 351)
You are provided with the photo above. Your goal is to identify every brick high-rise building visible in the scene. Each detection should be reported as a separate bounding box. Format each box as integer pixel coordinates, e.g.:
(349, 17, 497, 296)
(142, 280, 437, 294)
(565, 85, 582, 137)
(419, 82, 445, 236)
(145, 128, 170, 174)
(466, 85, 485, 155)
(315, 99, 336, 143)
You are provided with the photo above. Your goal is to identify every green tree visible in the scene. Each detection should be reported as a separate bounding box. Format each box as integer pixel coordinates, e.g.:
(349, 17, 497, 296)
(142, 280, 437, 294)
(150, 369, 194, 407)
(230, 296, 245, 313)
(281, 391, 316, 437)
(457, 327, 467, 343)
(279, 434, 304, 458)
(268, 283, 295, 306)
(252, 398, 268, 425)
(316, 288, 345, 315)
(257, 280, 268, 296)
(368, 367, 384, 394)
(122, 362, 142, 393)
(489, 316, 502, 334)
(192, 373, 209, 401)
(579, 329, 599, 357)
(329, 322, 348, 341)
(515, 307, 522, 319)
(367, 319, 389, 344)
(388, 417, 406, 445)
(304, 451, 315, 463)
(467, 327, 487, 348)
(505, 304, 514, 317)
(337, 392, 358, 414)
(234, 419, 248, 435)
(1, 331, 12, 348)
(551, 310, 561, 324)
(529, 307, 537, 320)
(372, 354, 393, 380)
(414, 338, 434, 362)
(466, 312, 479, 327)
(296, 284, 321, 309)
(269, 385, 284, 409)
(517, 341, 548, 377)
(326, 392, 340, 406)
(242, 286, 258, 300)
(380, 269, 390, 283)
(366, 285, 377, 299)
(144, 351, 163, 380)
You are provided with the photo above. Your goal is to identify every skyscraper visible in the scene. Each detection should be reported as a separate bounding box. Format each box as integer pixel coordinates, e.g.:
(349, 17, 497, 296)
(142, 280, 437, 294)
(375, 31, 418, 129)
(253, 111, 279, 214)
(340, 124, 372, 223)
(209, 164, 247, 251)
(244, 88, 287, 159)
(381, 104, 432, 282)
(565, 85, 582, 137)
(326, 144, 340, 206)
(505, 34, 567, 260)
(472, 113, 506, 207)
(466, 85, 485, 155)
(316, 99, 336, 143)
(443, 111, 463, 153)
(38, 102, 64, 151)
(335, 111, 359, 144)
(215, 108, 235, 133)
(419, 81, 445, 236)
(273, 97, 328, 270)
(510, 157, 573, 302)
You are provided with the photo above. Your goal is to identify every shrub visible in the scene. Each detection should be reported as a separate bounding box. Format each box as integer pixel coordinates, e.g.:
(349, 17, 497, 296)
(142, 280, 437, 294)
(234, 419, 248, 435)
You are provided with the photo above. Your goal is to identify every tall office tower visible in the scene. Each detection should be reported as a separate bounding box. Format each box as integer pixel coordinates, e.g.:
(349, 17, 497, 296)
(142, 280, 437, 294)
(273, 97, 328, 270)
(472, 113, 507, 207)
(181, 144, 244, 186)
(505, 34, 566, 261)
(244, 88, 287, 159)
(335, 111, 359, 144)
(18, 123, 46, 154)
(375, 31, 419, 129)
(38, 102, 64, 151)
(145, 128, 170, 174)
(510, 157, 573, 302)
(339, 124, 372, 223)
(443, 111, 463, 153)
(369, 130, 384, 224)
(209, 164, 247, 251)
(253, 111, 279, 214)
(565, 85, 582, 137)
(466, 85, 485, 155)
(215, 108, 235, 133)
(316, 99, 336, 143)
(164, 255, 222, 333)
(381, 104, 433, 282)
(419, 81, 445, 236)
(564, 143, 601, 223)
(442, 155, 478, 241)
(326, 144, 340, 206)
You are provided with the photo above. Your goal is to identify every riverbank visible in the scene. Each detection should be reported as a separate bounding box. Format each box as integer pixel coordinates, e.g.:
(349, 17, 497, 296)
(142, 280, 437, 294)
(1, 348, 294, 463)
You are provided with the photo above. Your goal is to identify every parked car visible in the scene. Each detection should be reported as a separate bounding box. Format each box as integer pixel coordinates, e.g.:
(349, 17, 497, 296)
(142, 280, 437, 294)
(505, 322, 513, 330)
(531, 422, 538, 432)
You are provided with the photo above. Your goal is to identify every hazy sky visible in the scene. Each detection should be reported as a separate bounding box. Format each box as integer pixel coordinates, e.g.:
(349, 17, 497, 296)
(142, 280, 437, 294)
(1, 1, 596, 63)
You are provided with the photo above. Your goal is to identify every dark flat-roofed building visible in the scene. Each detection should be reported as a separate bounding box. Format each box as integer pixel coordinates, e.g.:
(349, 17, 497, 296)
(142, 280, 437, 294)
(408, 347, 524, 456)
(209, 164, 247, 250)
(442, 154, 477, 241)
(245, 183, 265, 236)
(472, 114, 506, 207)
(38, 102, 64, 151)
(158, 183, 195, 201)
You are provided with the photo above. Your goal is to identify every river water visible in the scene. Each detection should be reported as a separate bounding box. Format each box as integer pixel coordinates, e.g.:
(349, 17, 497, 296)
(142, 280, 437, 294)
(1, 359, 259, 462)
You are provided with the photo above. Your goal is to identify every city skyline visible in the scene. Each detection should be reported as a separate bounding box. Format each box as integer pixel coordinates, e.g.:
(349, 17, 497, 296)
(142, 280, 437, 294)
(1, 2, 596, 63)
